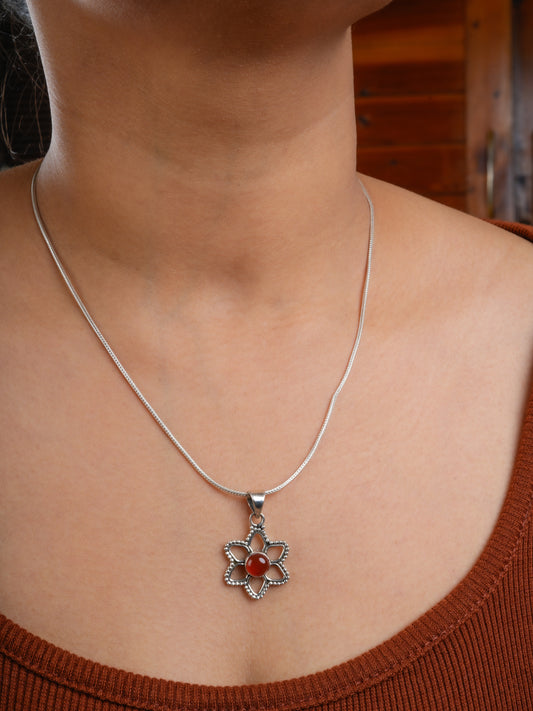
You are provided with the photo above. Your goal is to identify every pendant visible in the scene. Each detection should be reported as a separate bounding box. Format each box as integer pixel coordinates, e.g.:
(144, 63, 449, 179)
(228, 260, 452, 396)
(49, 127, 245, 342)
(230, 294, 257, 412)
(224, 493, 290, 600)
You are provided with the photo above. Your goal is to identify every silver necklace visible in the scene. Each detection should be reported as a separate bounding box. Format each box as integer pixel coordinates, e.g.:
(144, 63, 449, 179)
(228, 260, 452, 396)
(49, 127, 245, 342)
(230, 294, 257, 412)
(30, 162, 375, 600)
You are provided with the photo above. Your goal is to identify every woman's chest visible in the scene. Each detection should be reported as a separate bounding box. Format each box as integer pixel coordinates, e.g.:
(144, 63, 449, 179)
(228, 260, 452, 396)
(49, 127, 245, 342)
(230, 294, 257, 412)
(0, 316, 530, 686)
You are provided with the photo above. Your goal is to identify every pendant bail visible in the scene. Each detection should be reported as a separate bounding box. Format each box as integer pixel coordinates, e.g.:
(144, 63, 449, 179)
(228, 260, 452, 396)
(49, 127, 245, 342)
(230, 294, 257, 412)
(246, 492, 265, 517)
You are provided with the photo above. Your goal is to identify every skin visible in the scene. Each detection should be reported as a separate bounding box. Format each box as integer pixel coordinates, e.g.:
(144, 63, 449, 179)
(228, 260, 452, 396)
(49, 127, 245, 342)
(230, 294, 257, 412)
(0, 0, 532, 686)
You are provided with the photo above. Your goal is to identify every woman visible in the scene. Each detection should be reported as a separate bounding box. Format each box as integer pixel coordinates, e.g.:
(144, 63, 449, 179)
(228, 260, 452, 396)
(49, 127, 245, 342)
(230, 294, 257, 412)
(0, 1, 532, 709)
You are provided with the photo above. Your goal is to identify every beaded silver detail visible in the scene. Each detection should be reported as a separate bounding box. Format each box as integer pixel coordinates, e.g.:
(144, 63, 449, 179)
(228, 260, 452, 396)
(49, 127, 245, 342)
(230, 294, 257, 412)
(224, 514, 290, 600)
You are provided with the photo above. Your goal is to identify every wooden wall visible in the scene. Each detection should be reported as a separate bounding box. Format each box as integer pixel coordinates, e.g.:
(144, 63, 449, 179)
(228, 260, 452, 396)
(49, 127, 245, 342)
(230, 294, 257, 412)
(514, 0, 533, 224)
(352, 0, 528, 222)
(352, 0, 468, 211)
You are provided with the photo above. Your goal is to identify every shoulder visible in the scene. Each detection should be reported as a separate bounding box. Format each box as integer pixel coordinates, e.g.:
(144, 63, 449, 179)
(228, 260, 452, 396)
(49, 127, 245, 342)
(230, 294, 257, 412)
(361, 175, 533, 315)
(360, 175, 533, 412)
(487, 220, 533, 244)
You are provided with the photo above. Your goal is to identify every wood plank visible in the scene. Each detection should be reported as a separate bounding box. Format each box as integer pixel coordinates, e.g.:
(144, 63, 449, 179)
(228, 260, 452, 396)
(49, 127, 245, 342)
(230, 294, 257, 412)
(466, 0, 513, 220)
(513, 0, 533, 224)
(353, 25, 465, 65)
(354, 0, 465, 33)
(355, 95, 465, 146)
(357, 145, 466, 194)
(355, 61, 465, 97)
(429, 194, 468, 212)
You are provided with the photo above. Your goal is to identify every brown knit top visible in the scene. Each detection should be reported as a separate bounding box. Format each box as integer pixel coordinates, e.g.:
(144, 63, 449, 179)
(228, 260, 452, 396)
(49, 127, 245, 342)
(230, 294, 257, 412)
(1, 223, 532, 711)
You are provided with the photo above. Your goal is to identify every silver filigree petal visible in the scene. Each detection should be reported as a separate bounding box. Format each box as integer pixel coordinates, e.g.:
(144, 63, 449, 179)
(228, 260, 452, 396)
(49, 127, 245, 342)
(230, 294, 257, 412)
(246, 526, 269, 550)
(224, 561, 248, 586)
(266, 561, 289, 585)
(245, 576, 270, 600)
(265, 541, 289, 564)
(224, 541, 251, 563)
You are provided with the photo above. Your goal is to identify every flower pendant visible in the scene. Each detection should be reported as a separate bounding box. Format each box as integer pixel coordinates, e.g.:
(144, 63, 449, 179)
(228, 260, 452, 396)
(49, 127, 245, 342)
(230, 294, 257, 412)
(224, 494, 289, 600)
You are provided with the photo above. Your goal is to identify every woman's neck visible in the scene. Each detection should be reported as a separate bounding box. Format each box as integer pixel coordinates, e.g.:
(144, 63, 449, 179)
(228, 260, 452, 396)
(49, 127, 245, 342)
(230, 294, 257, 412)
(31, 1, 369, 314)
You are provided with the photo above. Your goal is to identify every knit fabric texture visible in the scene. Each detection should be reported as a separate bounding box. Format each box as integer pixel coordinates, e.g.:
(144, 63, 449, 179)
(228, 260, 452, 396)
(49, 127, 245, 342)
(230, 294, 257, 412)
(1, 222, 532, 711)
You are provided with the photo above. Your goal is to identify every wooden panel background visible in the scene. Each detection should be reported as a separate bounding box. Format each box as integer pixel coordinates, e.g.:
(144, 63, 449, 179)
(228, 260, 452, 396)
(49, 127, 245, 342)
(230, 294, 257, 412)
(466, 0, 513, 219)
(352, 0, 468, 211)
(514, 0, 533, 224)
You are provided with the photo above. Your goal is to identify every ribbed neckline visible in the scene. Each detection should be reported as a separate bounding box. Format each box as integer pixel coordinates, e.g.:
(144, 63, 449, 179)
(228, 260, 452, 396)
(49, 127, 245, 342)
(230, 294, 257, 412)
(1, 223, 532, 711)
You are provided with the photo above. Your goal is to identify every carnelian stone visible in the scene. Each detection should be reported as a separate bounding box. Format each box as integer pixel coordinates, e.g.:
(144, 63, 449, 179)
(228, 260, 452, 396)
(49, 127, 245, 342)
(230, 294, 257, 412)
(245, 552, 270, 577)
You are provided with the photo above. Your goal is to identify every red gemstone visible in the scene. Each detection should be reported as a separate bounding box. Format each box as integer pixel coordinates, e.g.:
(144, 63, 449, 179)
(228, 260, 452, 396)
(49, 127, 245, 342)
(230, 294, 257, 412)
(245, 552, 271, 577)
